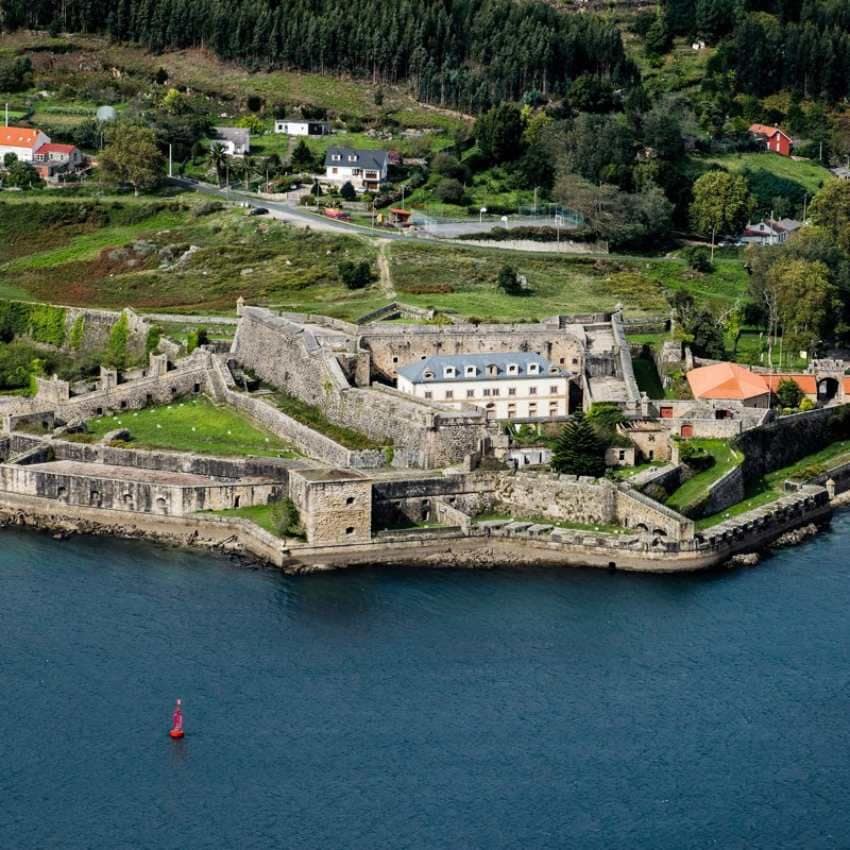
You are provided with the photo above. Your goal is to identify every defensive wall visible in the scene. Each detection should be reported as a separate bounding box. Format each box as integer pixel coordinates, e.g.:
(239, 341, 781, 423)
(230, 307, 493, 469)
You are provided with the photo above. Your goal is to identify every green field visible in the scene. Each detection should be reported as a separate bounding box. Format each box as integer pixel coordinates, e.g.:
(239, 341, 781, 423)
(81, 397, 297, 457)
(205, 502, 303, 538)
(665, 439, 744, 515)
(696, 439, 850, 528)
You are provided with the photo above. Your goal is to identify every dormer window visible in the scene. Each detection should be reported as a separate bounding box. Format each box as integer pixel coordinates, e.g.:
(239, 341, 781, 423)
(465, 365, 477, 377)
(331, 153, 341, 161)
(444, 366, 456, 378)
(487, 364, 498, 376)
(528, 363, 540, 375)
(507, 363, 518, 375)
(423, 370, 434, 380)
(348, 154, 358, 162)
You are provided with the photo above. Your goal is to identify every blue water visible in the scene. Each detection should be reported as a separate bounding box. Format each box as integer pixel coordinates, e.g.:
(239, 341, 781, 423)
(4, 518, 850, 849)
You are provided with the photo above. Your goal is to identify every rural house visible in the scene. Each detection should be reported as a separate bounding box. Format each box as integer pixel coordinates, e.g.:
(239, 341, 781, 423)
(749, 124, 793, 156)
(274, 117, 330, 136)
(213, 127, 250, 156)
(0, 126, 51, 162)
(740, 218, 802, 246)
(324, 146, 388, 191)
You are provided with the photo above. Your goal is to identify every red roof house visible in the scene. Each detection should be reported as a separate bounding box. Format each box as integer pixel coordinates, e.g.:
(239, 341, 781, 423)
(749, 124, 793, 157)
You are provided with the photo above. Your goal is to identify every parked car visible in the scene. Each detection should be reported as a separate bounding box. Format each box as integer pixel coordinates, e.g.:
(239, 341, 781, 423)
(248, 206, 269, 216)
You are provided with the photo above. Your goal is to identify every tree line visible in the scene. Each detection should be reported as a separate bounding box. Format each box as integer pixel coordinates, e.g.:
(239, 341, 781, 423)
(0, 0, 635, 111)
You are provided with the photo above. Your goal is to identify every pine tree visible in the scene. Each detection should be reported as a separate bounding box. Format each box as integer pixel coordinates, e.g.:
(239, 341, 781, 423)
(550, 411, 608, 478)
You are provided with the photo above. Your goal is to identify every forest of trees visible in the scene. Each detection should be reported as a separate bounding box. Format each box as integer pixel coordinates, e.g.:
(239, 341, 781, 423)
(0, 0, 635, 111)
(663, 0, 850, 101)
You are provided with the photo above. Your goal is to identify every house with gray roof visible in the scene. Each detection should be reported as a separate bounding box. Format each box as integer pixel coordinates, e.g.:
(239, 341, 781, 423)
(397, 353, 572, 421)
(324, 146, 388, 191)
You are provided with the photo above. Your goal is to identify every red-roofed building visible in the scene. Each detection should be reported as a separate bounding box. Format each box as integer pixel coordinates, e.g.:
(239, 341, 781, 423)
(749, 124, 793, 156)
(0, 126, 51, 162)
(33, 141, 83, 182)
(687, 362, 772, 407)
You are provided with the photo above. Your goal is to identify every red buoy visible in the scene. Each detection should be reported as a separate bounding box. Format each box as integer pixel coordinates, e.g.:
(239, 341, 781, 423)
(169, 698, 184, 739)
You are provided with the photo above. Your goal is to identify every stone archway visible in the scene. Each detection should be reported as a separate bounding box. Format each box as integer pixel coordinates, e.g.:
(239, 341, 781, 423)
(818, 377, 839, 403)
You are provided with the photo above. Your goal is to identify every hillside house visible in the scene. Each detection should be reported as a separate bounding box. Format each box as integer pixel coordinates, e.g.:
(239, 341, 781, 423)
(33, 143, 84, 183)
(213, 127, 250, 156)
(740, 218, 802, 246)
(274, 117, 330, 136)
(324, 147, 388, 191)
(749, 124, 793, 156)
(397, 353, 572, 421)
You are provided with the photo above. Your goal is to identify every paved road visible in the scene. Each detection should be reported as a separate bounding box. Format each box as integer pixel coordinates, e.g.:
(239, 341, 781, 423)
(174, 178, 403, 238)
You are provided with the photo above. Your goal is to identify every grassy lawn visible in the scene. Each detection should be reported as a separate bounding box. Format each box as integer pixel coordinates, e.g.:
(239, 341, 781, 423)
(202, 502, 305, 538)
(665, 439, 744, 515)
(609, 461, 666, 481)
(696, 439, 850, 529)
(268, 391, 385, 451)
(632, 356, 665, 399)
(82, 397, 298, 457)
(691, 152, 832, 199)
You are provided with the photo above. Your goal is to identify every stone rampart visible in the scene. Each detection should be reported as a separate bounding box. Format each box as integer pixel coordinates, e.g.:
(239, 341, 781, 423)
(496, 471, 616, 526)
(288, 469, 372, 545)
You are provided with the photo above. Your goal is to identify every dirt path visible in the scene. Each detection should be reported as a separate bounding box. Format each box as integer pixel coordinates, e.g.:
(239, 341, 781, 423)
(376, 240, 395, 298)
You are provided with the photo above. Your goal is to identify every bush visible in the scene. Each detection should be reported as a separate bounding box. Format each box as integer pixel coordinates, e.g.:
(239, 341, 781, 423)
(104, 313, 130, 370)
(681, 246, 713, 273)
(272, 497, 304, 538)
(431, 152, 470, 183)
(497, 264, 523, 295)
(800, 397, 815, 412)
(434, 177, 467, 205)
(339, 181, 357, 201)
(776, 379, 804, 409)
(679, 442, 715, 472)
(338, 260, 374, 289)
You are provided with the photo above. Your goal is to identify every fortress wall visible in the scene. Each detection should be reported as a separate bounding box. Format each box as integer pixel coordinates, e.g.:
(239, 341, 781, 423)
(0, 463, 279, 516)
(495, 472, 617, 526)
(288, 470, 372, 545)
(231, 308, 491, 468)
(358, 323, 585, 381)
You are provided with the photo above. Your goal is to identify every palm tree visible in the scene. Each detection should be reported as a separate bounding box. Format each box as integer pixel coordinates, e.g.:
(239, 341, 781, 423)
(207, 143, 227, 187)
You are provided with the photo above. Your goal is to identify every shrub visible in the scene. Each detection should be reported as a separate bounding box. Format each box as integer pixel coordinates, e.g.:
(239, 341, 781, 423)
(434, 177, 467, 205)
(272, 497, 304, 538)
(104, 313, 130, 370)
(681, 246, 713, 273)
(679, 442, 715, 472)
(497, 264, 523, 295)
(338, 260, 374, 289)
(800, 397, 815, 412)
(28, 305, 66, 347)
(339, 181, 357, 201)
(69, 315, 86, 351)
(431, 152, 470, 182)
(145, 325, 162, 355)
(776, 379, 803, 409)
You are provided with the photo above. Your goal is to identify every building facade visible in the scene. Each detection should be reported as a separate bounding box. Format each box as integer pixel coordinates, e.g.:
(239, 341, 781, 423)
(0, 127, 51, 163)
(324, 147, 388, 191)
(397, 353, 571, 420)
(275, 118, 330, 136)
(749, 123, 793, 156)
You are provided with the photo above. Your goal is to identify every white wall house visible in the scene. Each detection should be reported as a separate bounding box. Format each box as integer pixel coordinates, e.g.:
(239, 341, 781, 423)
(212, 127, 250, 157)
(397, 353, 572, 421)
(324, 147, 388, 191)
(275, 118, 330, 136)
(0, 127, 51, 163)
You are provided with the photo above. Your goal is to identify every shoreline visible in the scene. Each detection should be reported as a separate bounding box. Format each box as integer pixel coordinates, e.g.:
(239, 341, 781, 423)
(0, 489, 834, 575)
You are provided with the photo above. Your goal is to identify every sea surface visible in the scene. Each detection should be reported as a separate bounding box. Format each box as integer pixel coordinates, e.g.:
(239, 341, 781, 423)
(4, 516, 850, 850)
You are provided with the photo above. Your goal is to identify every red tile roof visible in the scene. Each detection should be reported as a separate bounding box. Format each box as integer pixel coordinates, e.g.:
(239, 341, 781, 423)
(36, 143, 76, 155)
(763, 374, 817, 395)
(0, 127, 42, 149)
(687, 363, 770, 400)
(749, 123, 791, 140)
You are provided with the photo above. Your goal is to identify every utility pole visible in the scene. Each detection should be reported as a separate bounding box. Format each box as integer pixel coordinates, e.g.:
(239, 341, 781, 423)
(4, 103, 8, 127)
(168, 143, 173, 179)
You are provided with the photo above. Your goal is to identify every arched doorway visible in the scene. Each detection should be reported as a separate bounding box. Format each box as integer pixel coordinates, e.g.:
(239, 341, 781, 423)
(818, 377, 839, 403)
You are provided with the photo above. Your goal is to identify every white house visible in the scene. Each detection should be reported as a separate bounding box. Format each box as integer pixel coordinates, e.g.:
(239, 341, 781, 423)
(0, 126, 51, 163)
(213, 127, 250, 157)
(397, 353, 572, 421)
(324, 146, 388, 191)
(740, 218, 802, 246)
(275, 117, 330, 136)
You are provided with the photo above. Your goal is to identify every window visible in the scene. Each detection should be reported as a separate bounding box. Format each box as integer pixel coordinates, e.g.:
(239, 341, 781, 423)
(529, 387, 537, 396)
(346, 527, 355, 535)
(424, 391, 432, 399)
(392, 356, 398, 363)
(507, 363, 518, 375)
(508, 388, 516, 396)
(352, 168, 362, 176)
(550, 385, 559, 394)
(572, 358, 579, 366)
(331, 167, 338, 174)
(444, 366, 456, 378)
(492, 388, 500, 397)
(549, 401, 558, 413)
(445, 390, 454, 400)
(466, 389, 475, 398)
(483, 389, 491, 397)
(528, 363, 540, 375)
(423, 370, 434, 380)
(507, 404, 516, 418)
(346, 496, 355, 506)
(348, 154, 358, 162)
(648, 434, 656, 443)
(465, 366, 477, 377)
(529, 403, 538, 416)
(559, 358, 565, 365)
(331, 154, 341, 161)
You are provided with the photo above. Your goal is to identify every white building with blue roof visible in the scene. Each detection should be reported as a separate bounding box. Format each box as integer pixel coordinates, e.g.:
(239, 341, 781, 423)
(396, 353, 572, 421)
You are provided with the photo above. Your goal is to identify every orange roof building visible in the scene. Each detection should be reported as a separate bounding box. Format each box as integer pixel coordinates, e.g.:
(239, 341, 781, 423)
(0, 126, 51, 163)
(687, 363, 772, 405)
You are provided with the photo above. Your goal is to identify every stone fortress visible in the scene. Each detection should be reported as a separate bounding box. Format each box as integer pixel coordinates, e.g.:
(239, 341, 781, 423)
(0, 299, 841, 573)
